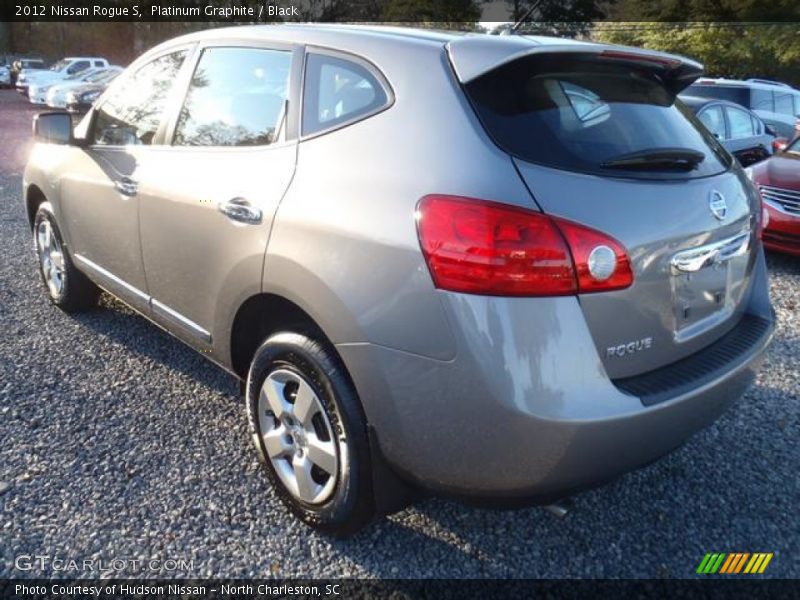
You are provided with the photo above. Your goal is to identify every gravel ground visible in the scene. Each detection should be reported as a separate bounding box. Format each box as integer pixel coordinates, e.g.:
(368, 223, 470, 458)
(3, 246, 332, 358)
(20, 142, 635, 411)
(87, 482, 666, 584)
(0, 89, 798, 579)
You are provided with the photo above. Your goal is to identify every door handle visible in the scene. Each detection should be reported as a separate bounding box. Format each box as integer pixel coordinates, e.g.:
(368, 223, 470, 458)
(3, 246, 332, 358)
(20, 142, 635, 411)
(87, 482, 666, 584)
(115, 177, 138, 197)
(218, 197, 262, 225)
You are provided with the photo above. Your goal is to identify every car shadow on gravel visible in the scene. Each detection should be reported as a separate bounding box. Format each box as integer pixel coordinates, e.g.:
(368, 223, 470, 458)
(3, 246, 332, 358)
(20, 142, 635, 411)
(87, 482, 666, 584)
(327, 379, 796, 578)
(69, 294, 239, 399)
(766, 251, 800, 273)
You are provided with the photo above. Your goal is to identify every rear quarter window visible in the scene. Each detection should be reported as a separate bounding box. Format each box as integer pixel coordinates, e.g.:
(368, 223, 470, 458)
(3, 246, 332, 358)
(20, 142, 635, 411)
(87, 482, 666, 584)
(302, 52, 390, 137)
(466, 55, 730, 179)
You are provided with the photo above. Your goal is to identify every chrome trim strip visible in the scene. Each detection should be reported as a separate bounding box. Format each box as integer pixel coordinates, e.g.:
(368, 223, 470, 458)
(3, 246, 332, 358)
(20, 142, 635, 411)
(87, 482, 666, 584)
(74, 253, 149, 303)
(670, 230, 751, 274)
(763, 198, 800, 216)
(151, 298, 212, 344)
(759, 185, 800, 215)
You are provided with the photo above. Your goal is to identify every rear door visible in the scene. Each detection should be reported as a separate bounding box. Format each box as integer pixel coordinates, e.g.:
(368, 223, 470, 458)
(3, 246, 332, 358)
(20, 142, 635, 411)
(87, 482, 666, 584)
(453, 44, 761, 378)
(722, 105, 770, 166)
(136, 43, 298, 350)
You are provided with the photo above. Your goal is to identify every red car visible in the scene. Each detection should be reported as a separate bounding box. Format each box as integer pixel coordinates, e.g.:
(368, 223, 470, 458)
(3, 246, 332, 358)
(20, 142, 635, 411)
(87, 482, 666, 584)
(749, 136, 800, 256)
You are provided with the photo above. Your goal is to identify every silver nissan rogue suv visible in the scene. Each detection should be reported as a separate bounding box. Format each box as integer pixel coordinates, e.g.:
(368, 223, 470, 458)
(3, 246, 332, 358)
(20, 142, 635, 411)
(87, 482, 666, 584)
(24, 25, 774, 535)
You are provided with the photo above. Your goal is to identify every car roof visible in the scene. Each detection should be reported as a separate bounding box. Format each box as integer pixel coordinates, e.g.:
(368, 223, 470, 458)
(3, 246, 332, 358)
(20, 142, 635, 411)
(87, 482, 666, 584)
(691, 77, 800, 93)
(160, 23, 603, 53)
(153, 24, 694, 85)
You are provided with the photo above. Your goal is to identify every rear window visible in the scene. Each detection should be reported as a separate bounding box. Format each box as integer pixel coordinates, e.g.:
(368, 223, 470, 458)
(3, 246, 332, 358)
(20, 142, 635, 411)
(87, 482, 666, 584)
(685, 84, 750, 107)
(466, 55, 730, 179)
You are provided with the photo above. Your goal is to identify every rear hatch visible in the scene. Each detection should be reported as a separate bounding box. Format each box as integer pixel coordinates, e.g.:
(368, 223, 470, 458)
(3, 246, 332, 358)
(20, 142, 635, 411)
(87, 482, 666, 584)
(449, 38, 761, 379)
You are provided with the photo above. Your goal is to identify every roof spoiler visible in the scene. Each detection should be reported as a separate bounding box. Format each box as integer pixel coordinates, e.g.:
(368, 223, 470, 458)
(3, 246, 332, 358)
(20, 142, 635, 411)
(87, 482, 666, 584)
(446, 36, 704, 95)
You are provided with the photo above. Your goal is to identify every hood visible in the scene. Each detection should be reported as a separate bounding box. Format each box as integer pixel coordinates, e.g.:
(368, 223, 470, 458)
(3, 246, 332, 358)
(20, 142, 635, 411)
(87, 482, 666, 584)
(68, 82, 106, 96)
(753, 152, 800, 190)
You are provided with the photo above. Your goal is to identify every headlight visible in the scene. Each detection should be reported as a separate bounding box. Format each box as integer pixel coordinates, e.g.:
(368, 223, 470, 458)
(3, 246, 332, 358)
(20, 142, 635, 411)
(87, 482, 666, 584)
(80, 90, 101, 103)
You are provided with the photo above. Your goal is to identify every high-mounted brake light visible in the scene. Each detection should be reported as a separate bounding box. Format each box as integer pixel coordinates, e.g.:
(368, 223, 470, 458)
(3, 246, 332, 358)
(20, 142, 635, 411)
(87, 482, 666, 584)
(599, 50, 682, 70)
(416, 195, 633, 297)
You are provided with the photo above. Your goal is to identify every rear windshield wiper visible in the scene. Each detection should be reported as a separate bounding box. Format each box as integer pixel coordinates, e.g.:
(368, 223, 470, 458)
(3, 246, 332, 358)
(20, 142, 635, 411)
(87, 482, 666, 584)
(600, 148, 705, 171)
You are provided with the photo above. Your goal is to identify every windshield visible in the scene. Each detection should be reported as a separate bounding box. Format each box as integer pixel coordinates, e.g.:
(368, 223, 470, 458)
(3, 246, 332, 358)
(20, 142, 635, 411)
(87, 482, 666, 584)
(86, 69, 111, 82)
(465, 54, 731, 179)
(50, 59, 69, 72)
(785, 137, 800, 153)
(65, 69, 93, 81)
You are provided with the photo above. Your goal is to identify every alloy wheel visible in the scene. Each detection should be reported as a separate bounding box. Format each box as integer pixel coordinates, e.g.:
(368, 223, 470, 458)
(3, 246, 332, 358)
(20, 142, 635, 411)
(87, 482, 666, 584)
(37, 219, 65, 298)
(258, 368, 339, 504)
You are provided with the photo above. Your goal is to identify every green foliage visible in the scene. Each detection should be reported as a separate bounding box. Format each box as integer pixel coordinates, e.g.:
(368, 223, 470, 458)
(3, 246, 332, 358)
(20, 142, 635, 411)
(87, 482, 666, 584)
(595, 0, 800, 85)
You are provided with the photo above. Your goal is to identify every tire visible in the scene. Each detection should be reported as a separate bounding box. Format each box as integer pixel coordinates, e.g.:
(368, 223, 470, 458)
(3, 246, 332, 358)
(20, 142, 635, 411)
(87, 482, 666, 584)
(33, 203, 100, 312)
(246, 332, 375, 536)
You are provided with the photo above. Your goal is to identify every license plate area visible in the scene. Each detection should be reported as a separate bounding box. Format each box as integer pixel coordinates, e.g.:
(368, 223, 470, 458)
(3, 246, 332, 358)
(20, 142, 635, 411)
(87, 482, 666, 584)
(670, 230, 751, 342)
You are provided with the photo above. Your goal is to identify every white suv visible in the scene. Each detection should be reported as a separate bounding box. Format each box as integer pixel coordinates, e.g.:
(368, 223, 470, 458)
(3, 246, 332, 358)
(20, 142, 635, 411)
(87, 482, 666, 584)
(16, 57, 109, 96)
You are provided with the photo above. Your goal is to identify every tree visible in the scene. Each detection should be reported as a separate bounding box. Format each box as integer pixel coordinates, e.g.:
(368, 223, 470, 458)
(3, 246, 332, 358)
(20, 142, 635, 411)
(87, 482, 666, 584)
(594, 19, 800, 86)
(506, 0, 608, 36)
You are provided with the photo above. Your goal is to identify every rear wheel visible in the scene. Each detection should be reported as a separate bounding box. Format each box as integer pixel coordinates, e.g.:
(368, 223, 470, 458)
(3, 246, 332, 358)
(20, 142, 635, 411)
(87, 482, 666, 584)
(33, 203, 99, 312)
(245, 332, 375, 536)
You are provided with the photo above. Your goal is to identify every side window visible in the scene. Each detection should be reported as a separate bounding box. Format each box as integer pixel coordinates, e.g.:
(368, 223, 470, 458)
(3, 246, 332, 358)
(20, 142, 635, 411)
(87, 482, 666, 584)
(698, 105, 726, 139)
(94, 60, 104, 67)
(173, 47, 290, 147)
(726, 107, 755, 139)
(794, 94, 800, 117)
(774, 92, 795, 115)
(751, 89, 773, 112)
(302, 53, 389, 136)
(67, 60, 89, 75)
(92, 50, 187, 146)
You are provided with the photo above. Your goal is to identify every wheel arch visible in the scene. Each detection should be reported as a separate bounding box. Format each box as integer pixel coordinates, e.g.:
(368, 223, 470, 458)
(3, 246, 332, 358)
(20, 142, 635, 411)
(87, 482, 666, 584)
(229, 292, 332, 380)
(26, 184, 48, 230)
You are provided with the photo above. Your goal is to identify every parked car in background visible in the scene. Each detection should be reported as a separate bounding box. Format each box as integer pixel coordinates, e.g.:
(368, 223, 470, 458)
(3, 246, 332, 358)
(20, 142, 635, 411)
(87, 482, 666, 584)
(45, 67, 122, 109)
(680, 96, 775, 167)
(747, 136, 800, 255)
(0, 60, 10, 88)
(29, 67, 104, 105)
(11, 57, 46, 86)
(17, 57, 109, 97)
(685, 78, 800, 139)
(24, 25, 774, 535)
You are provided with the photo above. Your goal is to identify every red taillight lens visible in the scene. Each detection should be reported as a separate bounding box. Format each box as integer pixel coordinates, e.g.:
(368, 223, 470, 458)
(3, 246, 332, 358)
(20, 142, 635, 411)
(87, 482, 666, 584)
(416, 195, 633, 297)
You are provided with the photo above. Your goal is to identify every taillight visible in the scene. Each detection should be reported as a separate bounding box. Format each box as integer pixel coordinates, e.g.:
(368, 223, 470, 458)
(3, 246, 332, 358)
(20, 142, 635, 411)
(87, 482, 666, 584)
(416, 195, 633, 297)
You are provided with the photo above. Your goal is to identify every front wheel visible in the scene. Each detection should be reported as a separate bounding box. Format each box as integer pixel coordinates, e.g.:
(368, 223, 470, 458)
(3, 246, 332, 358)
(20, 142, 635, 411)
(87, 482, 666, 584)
(33, 203, 99, 312)
(245, 332, 375, 536)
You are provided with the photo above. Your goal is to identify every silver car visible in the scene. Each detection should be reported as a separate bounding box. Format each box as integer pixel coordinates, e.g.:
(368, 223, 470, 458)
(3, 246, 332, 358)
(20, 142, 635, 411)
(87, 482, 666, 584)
(24, 25, 774, 535)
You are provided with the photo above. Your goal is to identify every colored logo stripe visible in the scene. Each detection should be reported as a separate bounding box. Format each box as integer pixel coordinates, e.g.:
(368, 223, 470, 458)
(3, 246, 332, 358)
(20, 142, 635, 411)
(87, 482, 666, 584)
(697, 552, 773, 574)
(744, 553, 774, 574)
(697, 553, 725, 574)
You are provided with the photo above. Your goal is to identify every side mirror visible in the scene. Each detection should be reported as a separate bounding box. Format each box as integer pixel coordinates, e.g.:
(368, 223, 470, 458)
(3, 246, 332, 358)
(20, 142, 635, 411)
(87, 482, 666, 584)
(772, 137, 789, 153)
(33, 112, 73, 144)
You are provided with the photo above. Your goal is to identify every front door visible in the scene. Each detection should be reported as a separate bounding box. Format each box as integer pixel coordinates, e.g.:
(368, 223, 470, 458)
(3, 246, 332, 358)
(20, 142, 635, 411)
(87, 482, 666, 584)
(60, 48, 190, 311)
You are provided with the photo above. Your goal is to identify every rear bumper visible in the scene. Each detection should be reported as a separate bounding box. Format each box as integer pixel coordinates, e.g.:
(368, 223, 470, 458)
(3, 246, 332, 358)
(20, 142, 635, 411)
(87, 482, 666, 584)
(763, 203, 800, 256)
(339, 249, 774, 500)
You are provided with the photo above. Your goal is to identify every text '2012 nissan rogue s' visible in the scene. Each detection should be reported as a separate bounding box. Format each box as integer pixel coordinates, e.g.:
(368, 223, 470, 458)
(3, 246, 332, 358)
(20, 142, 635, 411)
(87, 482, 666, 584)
(24, 25, 774, 535)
